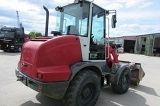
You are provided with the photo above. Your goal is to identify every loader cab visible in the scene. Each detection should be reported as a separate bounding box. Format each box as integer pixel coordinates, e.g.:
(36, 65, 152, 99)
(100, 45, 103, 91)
(55, 0, 116, 61)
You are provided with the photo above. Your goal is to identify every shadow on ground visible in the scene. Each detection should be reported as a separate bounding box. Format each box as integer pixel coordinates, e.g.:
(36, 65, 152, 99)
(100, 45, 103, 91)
(96, 84, 159, 106)
(20, 84, 158, 106)
(130, 85, 159, 97)
(20, 93, 64, 106)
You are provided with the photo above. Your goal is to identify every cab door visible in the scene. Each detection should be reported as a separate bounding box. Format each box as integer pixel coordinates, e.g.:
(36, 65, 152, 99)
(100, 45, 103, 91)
(89, 4, 106, 61)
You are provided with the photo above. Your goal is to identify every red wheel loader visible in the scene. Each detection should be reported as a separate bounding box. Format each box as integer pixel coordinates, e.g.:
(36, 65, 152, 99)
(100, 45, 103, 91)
(15, 0, 145, 106)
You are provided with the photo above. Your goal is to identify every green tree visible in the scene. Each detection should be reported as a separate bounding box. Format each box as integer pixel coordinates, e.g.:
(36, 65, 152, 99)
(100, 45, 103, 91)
(29, 31, 42, 38)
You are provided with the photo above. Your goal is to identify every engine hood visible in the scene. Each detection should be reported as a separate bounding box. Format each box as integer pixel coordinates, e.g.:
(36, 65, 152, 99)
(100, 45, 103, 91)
(18, 35, 82, 81)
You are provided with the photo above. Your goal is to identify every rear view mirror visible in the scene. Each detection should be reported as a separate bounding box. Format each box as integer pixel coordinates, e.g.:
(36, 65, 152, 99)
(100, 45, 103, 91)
(111, 15, 117, 28)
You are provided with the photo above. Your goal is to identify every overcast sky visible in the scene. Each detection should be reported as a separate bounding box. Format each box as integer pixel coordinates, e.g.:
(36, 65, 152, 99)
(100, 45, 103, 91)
(0, 0, 160, 37)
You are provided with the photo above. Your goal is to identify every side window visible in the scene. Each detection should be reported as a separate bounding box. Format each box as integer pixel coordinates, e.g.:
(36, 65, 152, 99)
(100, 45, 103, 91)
(89, 5, 105, 60)
(92, 16, 104, 44)
(78, 2, 90, 37)
(55, 12, 61, 32)
(79, 18, 88, 36)
(63, 14, 76, 34)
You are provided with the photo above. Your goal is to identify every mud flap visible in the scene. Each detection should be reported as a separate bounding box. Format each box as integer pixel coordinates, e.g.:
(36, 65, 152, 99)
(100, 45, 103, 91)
(130, 63, 145, 86)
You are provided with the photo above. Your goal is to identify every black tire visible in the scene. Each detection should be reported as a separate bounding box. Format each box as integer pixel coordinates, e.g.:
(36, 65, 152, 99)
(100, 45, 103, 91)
(17, 47, 22, 52)
(111, 68, 130, 94)
(63, 70, 101, 106)
(3, 49, 7, 52)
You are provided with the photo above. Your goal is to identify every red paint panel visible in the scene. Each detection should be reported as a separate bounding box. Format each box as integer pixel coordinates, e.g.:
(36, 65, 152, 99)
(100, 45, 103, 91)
(18, 35, 82, 82)
(37, 65, 71, 82)
(106, 46, 119, 64)
(37, 35, 82, 67)
(21, 41, 43, 64)
(19, 41, 44, 78)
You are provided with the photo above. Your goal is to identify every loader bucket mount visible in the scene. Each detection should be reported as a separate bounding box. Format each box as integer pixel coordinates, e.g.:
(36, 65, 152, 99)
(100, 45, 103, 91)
(119, 61, 145, 86)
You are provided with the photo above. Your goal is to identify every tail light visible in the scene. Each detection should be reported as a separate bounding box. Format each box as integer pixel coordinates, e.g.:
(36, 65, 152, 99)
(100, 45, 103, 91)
(37, 73, 43, 79)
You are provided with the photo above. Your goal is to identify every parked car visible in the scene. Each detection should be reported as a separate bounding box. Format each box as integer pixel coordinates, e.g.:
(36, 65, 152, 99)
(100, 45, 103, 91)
(116, 44, 124, 53)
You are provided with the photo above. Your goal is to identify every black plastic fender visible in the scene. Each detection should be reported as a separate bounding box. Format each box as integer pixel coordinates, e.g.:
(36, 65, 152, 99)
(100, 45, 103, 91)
(69, 61, 110, 81)
(111, 64, 131, 85)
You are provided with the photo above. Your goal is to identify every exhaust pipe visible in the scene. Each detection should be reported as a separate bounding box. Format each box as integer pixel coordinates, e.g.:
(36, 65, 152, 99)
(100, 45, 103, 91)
(43, 6, 49, 36)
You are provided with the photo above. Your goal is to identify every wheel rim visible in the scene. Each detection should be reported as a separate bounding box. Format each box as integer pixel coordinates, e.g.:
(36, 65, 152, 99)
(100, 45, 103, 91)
(80, 83, 95, 105)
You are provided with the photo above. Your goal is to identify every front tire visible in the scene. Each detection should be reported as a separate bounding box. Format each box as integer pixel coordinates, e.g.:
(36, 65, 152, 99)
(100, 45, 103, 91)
(111, 68, 130, 94)
(64, 70, 101, 106)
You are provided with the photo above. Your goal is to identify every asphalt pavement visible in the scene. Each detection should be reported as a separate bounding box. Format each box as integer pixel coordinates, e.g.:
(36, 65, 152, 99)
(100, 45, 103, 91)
(0, 50, 160, 106)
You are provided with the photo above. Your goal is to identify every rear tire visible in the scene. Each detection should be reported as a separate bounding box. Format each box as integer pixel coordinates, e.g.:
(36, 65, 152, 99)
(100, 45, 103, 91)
(111, 68, 130, 94)
(63, 70, 101, 106)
